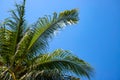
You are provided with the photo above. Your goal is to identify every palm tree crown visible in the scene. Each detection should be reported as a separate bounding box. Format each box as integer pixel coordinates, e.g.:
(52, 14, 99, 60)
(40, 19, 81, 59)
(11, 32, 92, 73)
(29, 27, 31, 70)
(0, 0, 93, 80)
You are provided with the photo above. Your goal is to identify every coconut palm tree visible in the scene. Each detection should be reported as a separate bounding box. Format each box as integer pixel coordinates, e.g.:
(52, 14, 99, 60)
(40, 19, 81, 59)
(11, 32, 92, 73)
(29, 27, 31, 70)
(0, 0, 93, 80)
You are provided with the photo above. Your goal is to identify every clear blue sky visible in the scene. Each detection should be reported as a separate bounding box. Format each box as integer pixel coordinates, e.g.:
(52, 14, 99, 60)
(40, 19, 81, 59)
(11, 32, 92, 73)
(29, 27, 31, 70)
(0, 0, 120, 80)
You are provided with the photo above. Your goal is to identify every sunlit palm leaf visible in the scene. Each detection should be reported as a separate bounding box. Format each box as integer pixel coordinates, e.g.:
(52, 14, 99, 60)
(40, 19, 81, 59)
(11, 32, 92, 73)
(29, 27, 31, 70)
(27, 9, 79, 55)
(4, 0, 26, 58)
(30, 49, 93, 79)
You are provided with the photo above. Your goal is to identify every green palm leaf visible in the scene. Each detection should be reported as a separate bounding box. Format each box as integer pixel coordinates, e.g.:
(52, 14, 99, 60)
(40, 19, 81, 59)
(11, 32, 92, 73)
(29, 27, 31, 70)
(27, 9, 79, 55)
(29, 49, 93, 79)
(5, 0, 26, 57)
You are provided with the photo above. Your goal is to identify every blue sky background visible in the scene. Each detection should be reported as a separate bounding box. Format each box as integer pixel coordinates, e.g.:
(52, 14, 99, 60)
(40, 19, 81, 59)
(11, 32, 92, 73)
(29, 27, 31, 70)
(0, 0, 120, 80)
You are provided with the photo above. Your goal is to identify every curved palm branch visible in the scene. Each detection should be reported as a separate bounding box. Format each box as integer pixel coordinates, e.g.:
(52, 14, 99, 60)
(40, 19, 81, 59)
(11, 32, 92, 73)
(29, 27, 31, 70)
(27, 9, 78, 54)
(20, 49, 93, 79)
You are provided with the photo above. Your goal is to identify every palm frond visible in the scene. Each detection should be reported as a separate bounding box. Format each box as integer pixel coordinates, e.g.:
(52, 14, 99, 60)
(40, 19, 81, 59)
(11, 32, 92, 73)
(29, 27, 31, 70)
(27, 9, 79, 55)
(1, 0, 28, 69)
(30, 49, 93, 79)
(20, 69, 80, 80)
(4, 0, 26, 55)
